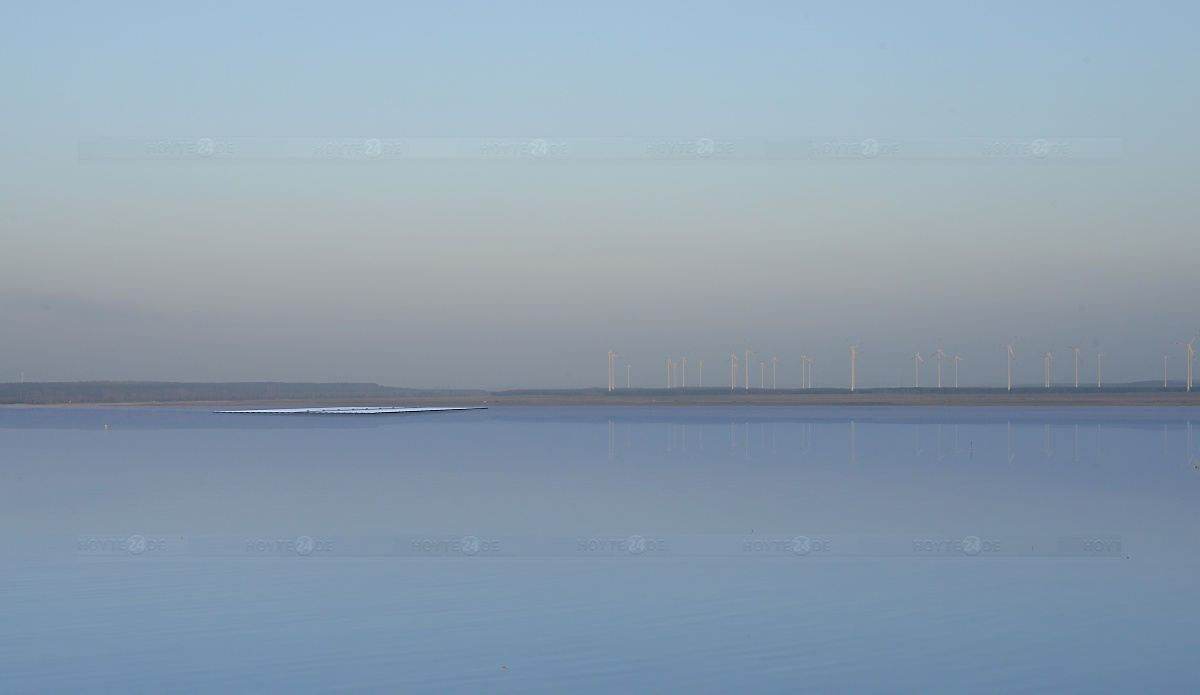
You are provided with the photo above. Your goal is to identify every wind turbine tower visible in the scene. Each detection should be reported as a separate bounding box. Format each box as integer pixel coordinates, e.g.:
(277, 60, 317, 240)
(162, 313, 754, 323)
(1042, 351, 1053, 388)
(912, 352, 923, 387)
(730, 354, 738, 389)
(932, 348, 948, 388)
(997, 336, 1018, 390)
(1174, 333, 1197, 391)
(682, 356, 687, 388)
(744, 349, 754, 390)
(772, 357, 778, 389)
(1097, 353, 1107, 388)
(847, 341, 863, 392)
(1068, 341, 1081, 388)
(952, 355, 964, 388)
(698, 359, 703, 387)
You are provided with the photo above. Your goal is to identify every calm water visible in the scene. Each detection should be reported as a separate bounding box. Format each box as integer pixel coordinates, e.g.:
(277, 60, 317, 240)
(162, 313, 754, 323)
(2, 406, 1199, 692)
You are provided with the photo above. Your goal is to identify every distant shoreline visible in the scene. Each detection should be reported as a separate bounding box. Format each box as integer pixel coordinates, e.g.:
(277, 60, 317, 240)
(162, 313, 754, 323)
(1, 382, 1198, 406)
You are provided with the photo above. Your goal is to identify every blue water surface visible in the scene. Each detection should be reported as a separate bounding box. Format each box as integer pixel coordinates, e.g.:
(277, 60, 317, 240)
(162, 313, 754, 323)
(1, 406, 1198, 692)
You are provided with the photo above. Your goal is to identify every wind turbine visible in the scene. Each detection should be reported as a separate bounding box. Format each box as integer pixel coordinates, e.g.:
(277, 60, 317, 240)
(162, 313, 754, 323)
(1174, 333, 1197, 391)
(1073, 342, 1083, 387)
(666, 358, 672, 388)
(800, 355, 811, 389)
(771, 357, 778, 389)
(997, 336, 1017, 390)
(607, 351, 617, 391)
(1097, 353, 1107, 388)
(698, 359, 703, 387)
(1185, 336, 1195, 391)
(1042, 351, 1053, 387)
(932, 348, 948, 388)
(760, 361, 765, 389)
(846, 340, 863, 391)
(682, 356, 687, 388)
(911, 351, 923, 387)
(744, 348, 754, 390)
(626, 364, 631, 389)
(952, 355, 964, 388)
(730, 353, 738, 389)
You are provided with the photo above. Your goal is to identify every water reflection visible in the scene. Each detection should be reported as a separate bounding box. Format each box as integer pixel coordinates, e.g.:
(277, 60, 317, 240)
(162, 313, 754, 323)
(6, 405, 1198, 548)
(535, 407, 1200, 471)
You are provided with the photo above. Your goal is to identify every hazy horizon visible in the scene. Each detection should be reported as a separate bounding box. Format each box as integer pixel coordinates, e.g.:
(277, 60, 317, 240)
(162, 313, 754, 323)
(3, 2, 1198, 389)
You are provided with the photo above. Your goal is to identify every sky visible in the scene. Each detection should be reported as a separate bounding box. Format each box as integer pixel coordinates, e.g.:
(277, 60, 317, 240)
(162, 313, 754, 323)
(1, 1, 1198, 389)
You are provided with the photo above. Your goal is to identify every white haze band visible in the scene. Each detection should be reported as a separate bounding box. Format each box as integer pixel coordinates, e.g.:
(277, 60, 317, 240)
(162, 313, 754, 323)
(213, 406, 487, 414)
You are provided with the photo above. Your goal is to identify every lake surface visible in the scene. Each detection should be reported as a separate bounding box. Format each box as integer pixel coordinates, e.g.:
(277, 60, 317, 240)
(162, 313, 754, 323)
(2, 406, 1199, 692)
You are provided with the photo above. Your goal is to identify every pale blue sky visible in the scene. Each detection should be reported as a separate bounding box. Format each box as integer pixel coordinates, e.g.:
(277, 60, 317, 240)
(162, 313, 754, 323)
(1, 1, 1198, 387)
